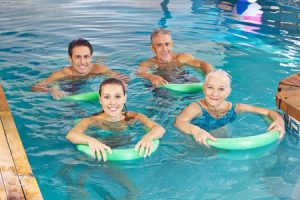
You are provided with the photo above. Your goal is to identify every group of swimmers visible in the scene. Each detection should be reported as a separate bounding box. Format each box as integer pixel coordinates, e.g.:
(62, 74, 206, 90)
(31, 28, 285, 161)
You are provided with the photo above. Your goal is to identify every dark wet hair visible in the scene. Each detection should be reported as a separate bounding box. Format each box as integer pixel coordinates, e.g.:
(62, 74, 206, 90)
(68, 38, 93, 56)
(150, 28, 171, 44)
(99, 78, 126, 96)
(98, 78, 132, 121)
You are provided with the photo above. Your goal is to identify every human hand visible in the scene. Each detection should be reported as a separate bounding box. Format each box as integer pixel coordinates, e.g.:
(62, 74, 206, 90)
(191, 127, 216, 147)
(87, 137, 112, 161)
(149, 74, 168, 87)
(51, 88, 66, 100)
(134, 135, 154, 158)
(268, 117, 285, 139)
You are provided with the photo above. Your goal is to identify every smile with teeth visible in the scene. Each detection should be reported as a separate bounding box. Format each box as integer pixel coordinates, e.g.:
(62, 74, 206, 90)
(108, 106, 118, 112)
(79, 65, 87, 70)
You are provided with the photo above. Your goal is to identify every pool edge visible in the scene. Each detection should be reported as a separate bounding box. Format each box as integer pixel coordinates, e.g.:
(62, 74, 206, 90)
(0, 84, 43, 200)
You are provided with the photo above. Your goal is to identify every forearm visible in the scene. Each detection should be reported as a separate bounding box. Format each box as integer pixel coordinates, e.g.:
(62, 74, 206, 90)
(175, 118, 197, 136)
(268, 110, 283, 122)
(31, 82, 55, 92)
(144, 125, 165, 140)
(66, 132, 94, 144)
(200, 61, 213, 74)
(136, 70, 153, 80)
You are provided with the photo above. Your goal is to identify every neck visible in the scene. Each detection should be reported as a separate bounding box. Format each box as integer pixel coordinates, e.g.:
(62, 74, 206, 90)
(203, 99, 226, 111)
(155, 54, 174, 63)
(102, 112, 124, 122)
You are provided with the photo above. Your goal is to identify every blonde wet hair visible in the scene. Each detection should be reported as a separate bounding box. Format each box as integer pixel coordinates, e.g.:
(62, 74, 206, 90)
(204, 69, 232, 88)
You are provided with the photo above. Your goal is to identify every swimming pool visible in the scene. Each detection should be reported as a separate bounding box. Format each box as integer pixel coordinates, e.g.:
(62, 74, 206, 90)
(1, 0, 300, 199)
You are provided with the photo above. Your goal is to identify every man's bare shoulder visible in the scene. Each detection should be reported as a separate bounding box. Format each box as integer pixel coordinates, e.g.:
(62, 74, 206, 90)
(139, 57, 156, 67)
(176, 53, 194, 63)
(49, 66, 73, 79)
(91, 63, 109, 73)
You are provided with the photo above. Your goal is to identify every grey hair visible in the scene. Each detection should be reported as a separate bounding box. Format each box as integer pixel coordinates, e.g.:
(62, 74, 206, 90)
(204, 69, 232, 87)
(150, 28, 171, 44)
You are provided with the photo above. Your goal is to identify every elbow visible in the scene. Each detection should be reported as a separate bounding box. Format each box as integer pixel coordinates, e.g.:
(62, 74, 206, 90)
(65, 133, 72, 142)
(31, 85, 37, 92)
(174, 118, 181, 129)
(156, 125, 165, 138)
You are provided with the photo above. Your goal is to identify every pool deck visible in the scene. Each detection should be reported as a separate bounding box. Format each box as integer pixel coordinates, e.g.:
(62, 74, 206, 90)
(0, 85, 43, 200)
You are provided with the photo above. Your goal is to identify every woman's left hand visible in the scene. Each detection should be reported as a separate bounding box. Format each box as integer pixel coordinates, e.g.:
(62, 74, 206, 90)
(268, 117, 285, 139)
(134, 136, 153, 158)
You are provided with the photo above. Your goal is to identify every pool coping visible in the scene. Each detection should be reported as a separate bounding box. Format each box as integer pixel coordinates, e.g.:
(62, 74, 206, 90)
(0, 84, 43, 200)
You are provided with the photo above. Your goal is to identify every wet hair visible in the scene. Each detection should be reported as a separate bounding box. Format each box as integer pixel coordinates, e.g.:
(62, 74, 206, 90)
(204, 69, 232, 87)
(98, 78, 132, 121)
(68, 38, 93, 56)
(150, 28, 171, 44)
(99, 78, 126, 95)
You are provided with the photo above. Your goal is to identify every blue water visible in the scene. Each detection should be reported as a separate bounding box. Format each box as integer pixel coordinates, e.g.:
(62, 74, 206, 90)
(1, 0, 300, 199)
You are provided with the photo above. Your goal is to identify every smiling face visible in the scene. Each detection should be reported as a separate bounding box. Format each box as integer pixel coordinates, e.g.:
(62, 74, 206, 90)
(151, 33, 173, 62)
(203, 72, 231, 107)
(99, 84, 127, 119)
(69, 46, 93, 75)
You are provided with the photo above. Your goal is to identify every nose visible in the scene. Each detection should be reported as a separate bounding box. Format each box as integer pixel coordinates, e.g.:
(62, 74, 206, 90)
(79, 57, 84, 64)
(109, 97, 116, 104)
(211, 89, 219, 97)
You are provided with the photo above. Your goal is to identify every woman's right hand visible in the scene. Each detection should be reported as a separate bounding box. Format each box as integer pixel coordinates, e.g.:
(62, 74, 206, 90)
(190, 126, 216, 147)
(87, 138, 112, 161)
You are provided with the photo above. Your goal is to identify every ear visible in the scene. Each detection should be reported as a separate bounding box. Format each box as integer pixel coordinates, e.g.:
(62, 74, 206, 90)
(68, 55, 72, 63)
(150, 44, 155, 53)
(98, 95, 102, 106)
(203, 83, 208, 95)
(225, 87, 231, 98)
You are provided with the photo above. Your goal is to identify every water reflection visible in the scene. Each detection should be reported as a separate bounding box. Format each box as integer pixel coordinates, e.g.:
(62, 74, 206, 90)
(158, 0, 172, 27)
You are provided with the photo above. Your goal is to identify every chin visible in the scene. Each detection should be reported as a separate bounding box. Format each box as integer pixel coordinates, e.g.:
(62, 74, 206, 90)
(207, 100, 221, 106)
(160, 57, 172, 63)
(78, 69, 89, 75)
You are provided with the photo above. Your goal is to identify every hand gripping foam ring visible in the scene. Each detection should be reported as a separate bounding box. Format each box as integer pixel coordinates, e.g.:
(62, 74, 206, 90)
(77, 139, 160, 161)
(61, 91, 99, 103)
(160, 82, 203, 93)
(207, 130, 280, 150)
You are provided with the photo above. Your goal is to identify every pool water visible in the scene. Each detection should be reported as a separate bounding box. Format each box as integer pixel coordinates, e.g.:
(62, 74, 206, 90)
(1, 0, 300, 199)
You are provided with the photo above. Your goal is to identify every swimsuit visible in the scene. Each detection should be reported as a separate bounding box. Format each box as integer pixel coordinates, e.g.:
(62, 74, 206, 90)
(191, 101, 237, 131)
(59, 79, 87, 93)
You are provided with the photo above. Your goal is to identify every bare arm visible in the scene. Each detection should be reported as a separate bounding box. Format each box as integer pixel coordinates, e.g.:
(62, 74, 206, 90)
(94, 63, 130, 82)
(31, 69, 69, 99)
(236, 103, 285, 138)
(133, 112, 165, 157)
(66, 117, 112, 161)
(174, 102, 216, 147)
(136, 60, 168, 86)
(178, 53, 213, 75)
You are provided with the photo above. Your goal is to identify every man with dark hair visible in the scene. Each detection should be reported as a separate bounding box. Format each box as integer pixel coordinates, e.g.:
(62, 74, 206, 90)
(137, 29, 213, 86)
(32, 38, 129, 99)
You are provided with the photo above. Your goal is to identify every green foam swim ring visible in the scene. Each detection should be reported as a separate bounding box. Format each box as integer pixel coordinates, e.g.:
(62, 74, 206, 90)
(160, 82, 203, 93)
(61, 91, 99, 103)
(77, 139, 160, 161)
(207, 130, 279, 150)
